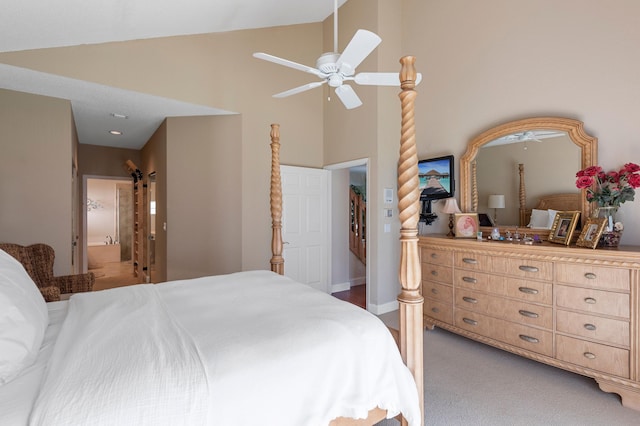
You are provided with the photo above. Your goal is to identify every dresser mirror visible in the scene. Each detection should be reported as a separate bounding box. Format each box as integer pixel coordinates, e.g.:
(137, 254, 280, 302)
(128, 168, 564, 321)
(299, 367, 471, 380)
(460, 117, 598, 239)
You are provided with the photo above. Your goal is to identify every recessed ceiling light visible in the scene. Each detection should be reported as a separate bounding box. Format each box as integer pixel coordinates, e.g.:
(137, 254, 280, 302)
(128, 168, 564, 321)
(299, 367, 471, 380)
(110, 113, 129, 119)
(109, 130, 123, 135)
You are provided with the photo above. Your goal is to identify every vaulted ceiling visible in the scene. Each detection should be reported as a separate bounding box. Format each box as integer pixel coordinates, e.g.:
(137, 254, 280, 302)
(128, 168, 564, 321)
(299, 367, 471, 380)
(0, 0, 348, 148)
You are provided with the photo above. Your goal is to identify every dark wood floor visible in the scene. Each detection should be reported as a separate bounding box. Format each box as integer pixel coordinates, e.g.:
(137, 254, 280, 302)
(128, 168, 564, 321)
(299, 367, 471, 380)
(332, 284, 366, 309)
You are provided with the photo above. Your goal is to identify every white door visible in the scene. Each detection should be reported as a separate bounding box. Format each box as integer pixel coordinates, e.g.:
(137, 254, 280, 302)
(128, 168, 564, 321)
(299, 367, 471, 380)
(281, 165, 329, 293)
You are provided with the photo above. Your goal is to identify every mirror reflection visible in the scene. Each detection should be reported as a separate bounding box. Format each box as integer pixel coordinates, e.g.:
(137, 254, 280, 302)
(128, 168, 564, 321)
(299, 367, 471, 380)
(476, 130, 580, 227)
(460, 117, 598, 238)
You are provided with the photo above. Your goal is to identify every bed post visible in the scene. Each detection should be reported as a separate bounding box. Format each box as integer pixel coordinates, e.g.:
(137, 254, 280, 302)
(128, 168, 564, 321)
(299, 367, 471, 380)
(270, 123, 284, 275)
(397, 56, 424, 425)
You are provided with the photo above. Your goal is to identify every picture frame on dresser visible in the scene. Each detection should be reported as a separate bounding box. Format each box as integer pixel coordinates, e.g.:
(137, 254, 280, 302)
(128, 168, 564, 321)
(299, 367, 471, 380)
(453, 213, 479, 238)
(576, 217, 607, 249)
(548, 211, 580, 245)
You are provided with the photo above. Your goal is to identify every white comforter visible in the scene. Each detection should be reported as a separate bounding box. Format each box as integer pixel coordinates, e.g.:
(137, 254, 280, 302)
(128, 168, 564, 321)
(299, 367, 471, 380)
(29, 270, 420, 426)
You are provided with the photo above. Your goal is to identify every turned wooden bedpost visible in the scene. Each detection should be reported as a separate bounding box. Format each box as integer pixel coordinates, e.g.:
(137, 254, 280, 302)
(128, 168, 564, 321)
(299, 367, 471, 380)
(270, 124, 284, 275)
(397, 56, 424, 426)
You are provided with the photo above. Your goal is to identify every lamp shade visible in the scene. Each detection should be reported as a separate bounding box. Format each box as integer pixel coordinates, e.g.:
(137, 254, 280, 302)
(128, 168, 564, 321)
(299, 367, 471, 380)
(488, 194, 505, 209)
(442, 197, 461, 214)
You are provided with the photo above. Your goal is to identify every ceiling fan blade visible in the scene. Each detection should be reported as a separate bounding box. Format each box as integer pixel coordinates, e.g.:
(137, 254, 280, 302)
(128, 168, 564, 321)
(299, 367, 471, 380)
(354, 72, 423, 86)
(334, 84, 362, 109)
(273, 81, 326, 98)
(253, 52, 326, 78)
(335, 29, 382, 76)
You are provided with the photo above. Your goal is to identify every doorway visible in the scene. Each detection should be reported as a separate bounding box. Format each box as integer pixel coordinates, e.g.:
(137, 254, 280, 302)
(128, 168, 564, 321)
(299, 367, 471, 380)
(326, 159, 369, 310)
(84, 176, 137, 290)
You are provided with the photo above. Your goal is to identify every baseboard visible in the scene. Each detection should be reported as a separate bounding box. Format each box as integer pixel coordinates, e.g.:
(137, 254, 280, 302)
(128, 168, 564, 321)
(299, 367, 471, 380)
(330, 281, 351, 293)
(350, 275, 366, 286)
(368, 300, 399, 315)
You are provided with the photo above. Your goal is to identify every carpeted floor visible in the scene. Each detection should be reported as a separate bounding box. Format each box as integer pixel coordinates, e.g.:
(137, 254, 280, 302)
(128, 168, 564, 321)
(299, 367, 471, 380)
(375, 317, 639, 426)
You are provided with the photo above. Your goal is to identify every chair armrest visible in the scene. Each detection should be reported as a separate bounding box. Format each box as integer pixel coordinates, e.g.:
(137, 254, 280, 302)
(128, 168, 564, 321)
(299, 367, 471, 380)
(39, 285, 61, 302)
(53, 272, 95, 294)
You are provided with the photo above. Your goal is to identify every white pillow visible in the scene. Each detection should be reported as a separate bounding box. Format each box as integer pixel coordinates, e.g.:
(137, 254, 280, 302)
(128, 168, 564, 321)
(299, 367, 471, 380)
(0, 249, 48, 385)
(528, 209, 550, 229)
(547, 209, 559, 229)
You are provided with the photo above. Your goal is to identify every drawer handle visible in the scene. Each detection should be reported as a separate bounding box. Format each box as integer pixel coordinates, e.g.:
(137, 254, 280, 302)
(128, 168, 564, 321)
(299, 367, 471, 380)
(431, 270, 439, 276)
(430, 253, 438, 259)
(462, 317, 478, 326)
(462, 276, 477, 284)
(583, 352, 596, 360)
(518, 286, 539, 295)
(519, 309, 539, 319)
(462, 296, 478, 304)
(462, 257, 478, 264)
(584, 272, 597, 279)
(584, 297, 597, 304)
(431, 288, 439, 295)
(584, 323, 597, 331)
(431, 307, 440, 313)
(519, 334, 539, 344)
(519, 265, 539, 273)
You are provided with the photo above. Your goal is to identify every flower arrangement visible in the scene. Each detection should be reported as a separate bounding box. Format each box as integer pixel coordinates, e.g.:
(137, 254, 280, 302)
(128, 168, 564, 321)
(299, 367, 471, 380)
(575, 163, 640, 207)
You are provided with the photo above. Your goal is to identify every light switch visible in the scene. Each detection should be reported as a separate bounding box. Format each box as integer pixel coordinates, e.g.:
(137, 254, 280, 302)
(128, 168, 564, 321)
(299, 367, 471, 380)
(384, 223, 391, 233)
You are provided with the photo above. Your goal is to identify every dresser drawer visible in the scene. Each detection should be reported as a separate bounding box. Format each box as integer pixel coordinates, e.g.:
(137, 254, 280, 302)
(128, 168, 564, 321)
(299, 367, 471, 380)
(556, 334, 629, 378)
(454, 269, 503, 294)
(455, 288, 552, 329)
(556, 285, 630, 319)
(454, 252, 492, 272)
(422, 281, 453, 303)
(454, 309, 552, 357)
(492, 257, 552, 281)
(556, 310, 629, 347)
(422, 262, 453, 285)
(421, 247, 452, 267)
(424, 298, 453, 324)
(504, 278, 552, 305)
(555, 263, 629, 291)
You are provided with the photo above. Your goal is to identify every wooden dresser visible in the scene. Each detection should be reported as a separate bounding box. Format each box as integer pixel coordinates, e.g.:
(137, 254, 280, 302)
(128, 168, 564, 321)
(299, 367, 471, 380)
(419, 235, 640, 410)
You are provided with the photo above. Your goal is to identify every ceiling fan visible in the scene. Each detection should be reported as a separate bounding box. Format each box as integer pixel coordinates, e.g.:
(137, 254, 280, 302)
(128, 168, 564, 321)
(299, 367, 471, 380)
(252, 0, 422, 109)
(485, 130, 566, 147)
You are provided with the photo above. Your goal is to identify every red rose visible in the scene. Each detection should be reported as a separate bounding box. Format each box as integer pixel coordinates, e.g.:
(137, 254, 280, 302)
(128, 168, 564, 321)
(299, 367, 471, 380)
(628, 173, 640, 189)
(576, 176, 593, 189)
(623, 163, 640, 173)
(581, 166, 602, 177)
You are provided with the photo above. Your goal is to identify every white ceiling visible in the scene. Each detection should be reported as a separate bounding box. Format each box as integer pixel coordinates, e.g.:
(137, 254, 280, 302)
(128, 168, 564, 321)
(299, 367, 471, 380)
(0, 0, 348, 149)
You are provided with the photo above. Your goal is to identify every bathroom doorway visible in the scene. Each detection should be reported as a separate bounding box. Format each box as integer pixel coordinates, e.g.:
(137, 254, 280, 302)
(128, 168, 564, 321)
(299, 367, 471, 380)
(84, 176, 137, 289)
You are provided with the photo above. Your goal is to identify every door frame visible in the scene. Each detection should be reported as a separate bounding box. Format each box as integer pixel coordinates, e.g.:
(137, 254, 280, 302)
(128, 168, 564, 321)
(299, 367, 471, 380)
(325, 158, 370, 310)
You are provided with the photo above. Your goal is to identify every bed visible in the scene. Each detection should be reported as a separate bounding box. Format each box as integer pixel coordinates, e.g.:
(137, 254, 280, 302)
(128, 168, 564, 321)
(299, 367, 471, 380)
(0, 56, 424, 426)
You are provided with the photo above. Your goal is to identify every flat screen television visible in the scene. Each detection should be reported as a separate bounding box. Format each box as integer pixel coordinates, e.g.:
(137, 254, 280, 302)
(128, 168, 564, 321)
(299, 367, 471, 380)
(418, 154, 455, 201)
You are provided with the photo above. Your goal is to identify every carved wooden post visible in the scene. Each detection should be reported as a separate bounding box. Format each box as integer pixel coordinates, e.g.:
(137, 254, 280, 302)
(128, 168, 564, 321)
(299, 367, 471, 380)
(471, 160, 478, 212)
(397, 56, 424, 426)
(270, 124, 284, 275)
(519, 163, 526, 225)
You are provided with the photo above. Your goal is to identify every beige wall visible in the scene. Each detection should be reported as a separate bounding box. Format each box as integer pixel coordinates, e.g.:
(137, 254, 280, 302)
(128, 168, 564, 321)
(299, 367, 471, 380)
(2, 0, 640, 307)
(0, 89, 73, 276)
(165, 115, 242, 281)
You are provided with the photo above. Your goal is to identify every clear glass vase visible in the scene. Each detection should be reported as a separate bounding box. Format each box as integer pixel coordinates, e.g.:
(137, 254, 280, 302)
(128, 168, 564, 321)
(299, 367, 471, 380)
(595, 206, 622, 247)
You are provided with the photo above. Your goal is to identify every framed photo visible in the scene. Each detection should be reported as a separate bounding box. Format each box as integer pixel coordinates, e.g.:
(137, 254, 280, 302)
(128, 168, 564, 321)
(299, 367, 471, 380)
(478, 213, 494, 227)
(576, 217, 607, 249)
(548, 211, 580, 245)
(454, 213, 479, 238)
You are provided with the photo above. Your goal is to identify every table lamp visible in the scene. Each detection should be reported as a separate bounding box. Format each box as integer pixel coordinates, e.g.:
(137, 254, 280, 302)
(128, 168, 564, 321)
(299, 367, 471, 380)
(441, 197, 461, 237)
(488, 194, 505, 225)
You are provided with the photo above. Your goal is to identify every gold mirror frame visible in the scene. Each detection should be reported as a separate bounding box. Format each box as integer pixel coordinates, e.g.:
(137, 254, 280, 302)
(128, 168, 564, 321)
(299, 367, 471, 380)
(460, 117, 598, 236)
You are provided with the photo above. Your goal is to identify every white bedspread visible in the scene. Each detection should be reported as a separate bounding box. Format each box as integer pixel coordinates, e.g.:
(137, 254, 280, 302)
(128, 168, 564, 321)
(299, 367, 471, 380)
(29, 270, 420, 426)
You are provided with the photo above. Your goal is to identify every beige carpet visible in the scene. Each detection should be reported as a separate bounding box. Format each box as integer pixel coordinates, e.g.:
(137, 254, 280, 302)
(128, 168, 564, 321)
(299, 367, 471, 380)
(375, 320, 639, 425)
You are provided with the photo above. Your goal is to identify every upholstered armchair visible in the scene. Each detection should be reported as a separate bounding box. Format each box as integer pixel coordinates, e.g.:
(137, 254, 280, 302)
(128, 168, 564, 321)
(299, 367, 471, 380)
(0, 243, 94, 302)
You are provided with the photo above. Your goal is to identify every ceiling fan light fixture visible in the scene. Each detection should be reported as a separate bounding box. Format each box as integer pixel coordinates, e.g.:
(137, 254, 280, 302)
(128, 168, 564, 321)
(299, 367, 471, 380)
(109, 130, 123, 135)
